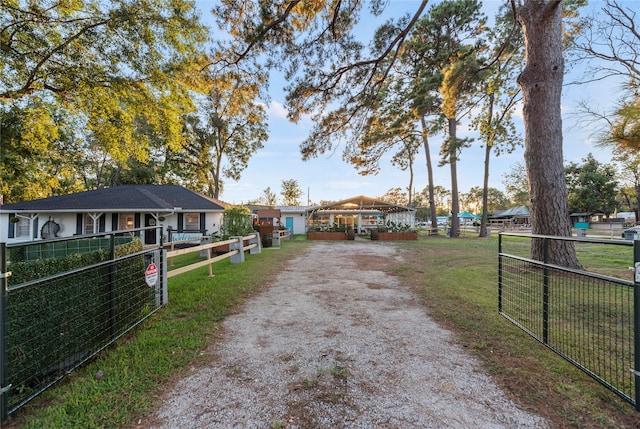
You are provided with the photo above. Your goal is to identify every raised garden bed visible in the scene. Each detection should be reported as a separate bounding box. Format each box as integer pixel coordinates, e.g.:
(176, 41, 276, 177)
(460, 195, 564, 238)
(307, 231, 348, 240)
(371, 231, 417, 241)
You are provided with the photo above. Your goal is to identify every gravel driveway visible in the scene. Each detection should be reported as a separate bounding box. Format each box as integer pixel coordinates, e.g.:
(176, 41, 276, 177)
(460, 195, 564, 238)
(150, 240, 548, 428)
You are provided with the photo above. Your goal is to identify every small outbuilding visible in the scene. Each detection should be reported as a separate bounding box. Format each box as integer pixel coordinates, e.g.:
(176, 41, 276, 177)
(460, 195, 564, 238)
(490, 206, 530, 229)
(277, 206, 312, 235)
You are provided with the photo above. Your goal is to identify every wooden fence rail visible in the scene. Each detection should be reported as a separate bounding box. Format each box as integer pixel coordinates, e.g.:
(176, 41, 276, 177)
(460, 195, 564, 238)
(165, 233, 261, 278)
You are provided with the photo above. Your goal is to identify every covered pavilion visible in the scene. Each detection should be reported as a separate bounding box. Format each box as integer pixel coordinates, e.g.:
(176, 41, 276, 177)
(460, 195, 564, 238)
(306, 195, 416, 234)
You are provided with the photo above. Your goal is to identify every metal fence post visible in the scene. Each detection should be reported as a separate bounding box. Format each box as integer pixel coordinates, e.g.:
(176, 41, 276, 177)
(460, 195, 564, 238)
(498, 233, 503, 313)
(633, 240, 640, 411)
(161, 249, 168, 306)
(0, 243, 8, 422)
(542, 237, 550, 345)
(109, 233, 116, 340)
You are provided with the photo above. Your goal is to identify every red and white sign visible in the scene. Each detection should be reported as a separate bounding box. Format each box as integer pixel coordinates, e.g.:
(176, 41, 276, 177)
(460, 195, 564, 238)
(145, 263, 158, 287)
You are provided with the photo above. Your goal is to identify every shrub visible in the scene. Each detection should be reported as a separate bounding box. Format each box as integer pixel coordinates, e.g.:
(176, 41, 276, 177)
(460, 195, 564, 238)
(219, 206, 255, 239)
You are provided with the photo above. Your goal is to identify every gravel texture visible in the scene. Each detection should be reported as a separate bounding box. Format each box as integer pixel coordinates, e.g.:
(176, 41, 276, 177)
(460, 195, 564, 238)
(150, 240, 548, 428)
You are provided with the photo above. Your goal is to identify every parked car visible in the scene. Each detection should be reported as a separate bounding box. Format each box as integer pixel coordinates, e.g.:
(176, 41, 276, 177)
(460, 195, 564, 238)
(436, 216, 448, 226)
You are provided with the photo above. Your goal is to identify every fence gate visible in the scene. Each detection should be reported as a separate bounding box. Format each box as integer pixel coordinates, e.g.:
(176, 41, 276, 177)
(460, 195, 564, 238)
(0, 229, 167, 421)
(498, 232, 639, 410)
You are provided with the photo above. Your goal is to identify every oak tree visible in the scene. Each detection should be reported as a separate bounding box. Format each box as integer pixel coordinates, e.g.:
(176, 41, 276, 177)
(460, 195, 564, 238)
(172, 70, 268, 199)
(1, 0, 210, 199)
(565, 153, 619, 215)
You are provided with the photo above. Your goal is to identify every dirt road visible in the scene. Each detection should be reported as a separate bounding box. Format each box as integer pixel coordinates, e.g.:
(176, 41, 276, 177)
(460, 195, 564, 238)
(150, 240, 547, 428)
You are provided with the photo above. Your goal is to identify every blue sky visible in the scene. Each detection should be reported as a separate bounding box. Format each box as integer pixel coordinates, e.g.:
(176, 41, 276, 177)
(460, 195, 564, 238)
(195, 1, 625, 206)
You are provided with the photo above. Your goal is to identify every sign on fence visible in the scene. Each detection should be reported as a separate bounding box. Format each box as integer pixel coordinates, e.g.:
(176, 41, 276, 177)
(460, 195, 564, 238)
(145, 262, 158, 287)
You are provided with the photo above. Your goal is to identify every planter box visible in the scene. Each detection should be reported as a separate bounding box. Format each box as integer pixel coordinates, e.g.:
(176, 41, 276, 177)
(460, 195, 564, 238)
(376, 232, 418, 241)
(307, 231, 347, 240)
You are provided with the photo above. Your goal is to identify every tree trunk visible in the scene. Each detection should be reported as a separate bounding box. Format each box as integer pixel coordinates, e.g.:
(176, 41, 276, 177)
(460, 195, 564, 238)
(407, 159, 414, 206)
(420, 117, 438, 235)
(480, 143, 491, 238)
(517, 0, 580, 267)
(448, 118, 460, 238)
(479, 92, 495, 238)
(213, 136, 223, 200)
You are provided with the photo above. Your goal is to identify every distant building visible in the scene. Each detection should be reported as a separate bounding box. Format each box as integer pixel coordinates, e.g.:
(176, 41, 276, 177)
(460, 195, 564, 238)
(307, 195, 416, 234)
(490, 206, 530, 229)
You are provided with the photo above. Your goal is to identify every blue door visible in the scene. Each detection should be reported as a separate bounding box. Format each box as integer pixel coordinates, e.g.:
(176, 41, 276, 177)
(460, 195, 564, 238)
(285, 217, 294, 232)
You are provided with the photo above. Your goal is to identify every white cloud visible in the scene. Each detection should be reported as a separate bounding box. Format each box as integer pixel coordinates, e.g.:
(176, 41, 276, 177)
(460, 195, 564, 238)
(266, 100, 289, 119)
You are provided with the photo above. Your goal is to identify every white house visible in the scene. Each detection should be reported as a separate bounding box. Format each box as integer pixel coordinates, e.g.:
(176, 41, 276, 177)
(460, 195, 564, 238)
(0, 185, 228, 245)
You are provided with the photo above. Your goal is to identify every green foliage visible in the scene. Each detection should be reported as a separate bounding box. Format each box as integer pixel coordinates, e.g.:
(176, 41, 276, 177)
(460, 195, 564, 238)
(308, 222, 346, 233)
(251, 187, 278, 206)
(6, 239, 151, 413)
(0, 0, 211, 200)
(606, 95, 640, 152)
(8, 250, 108, 285)
(8, 238, 141, 284)
(377, 220, 413, 233)
(502, 162, 529, 206)
(1, 1, 208, 101)
(565, 153, 619, 215)
(168, 70, 268, 199)
(0, 102, 85, 203)
(461, 186, 508, 212)
(377, 187, 409, 206)
(280, 179, 303, 206)
(219, 206, 255, 239)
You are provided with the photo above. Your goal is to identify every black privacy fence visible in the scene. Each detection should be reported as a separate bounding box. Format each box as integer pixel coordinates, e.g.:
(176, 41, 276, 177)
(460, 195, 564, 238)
(498, 232, 639, 409)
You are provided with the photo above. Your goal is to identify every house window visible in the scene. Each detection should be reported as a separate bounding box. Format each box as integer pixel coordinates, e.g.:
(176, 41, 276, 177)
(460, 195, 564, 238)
(84, 214, 97, 234)
(308, 214, 331, 228)
(15, 217, 30, 237)
(361, 215, 380, 227)
(184, 213, 199, 231)
(120, 213, 135, 231)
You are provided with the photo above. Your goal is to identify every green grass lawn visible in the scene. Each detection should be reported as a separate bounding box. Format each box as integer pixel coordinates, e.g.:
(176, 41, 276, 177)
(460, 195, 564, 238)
(400, 233, 639, 428)
(5, 233, 640, 428)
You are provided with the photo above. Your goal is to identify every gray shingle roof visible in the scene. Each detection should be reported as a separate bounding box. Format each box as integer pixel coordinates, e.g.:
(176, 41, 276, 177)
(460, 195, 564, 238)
(0, 185, 228, 212)
(491, 205, 530, 218)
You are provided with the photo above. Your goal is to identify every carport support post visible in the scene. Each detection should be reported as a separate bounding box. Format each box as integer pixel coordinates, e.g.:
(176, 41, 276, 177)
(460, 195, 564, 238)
(230, 236, 244, 264)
